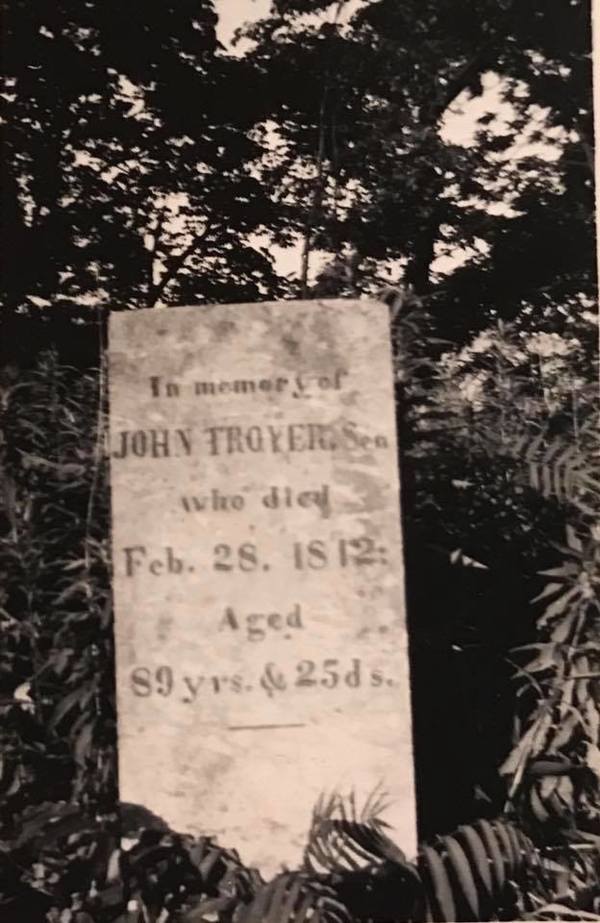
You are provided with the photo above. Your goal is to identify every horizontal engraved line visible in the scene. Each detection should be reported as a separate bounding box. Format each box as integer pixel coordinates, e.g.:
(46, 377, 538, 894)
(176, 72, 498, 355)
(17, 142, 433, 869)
(227, 722, 306, 732)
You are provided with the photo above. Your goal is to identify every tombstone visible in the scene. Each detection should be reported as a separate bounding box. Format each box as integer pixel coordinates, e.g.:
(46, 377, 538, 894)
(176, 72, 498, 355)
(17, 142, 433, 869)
(109, 299, 416, 874)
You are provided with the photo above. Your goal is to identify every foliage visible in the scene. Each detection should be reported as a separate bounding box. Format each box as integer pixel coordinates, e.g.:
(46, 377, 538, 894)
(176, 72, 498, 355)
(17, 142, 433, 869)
(384, 283, 599, 836)
(500, 488, 600, 837)
(412, 308, 600, 840)
(1, 342, 599, 916)
(3, 0, 594, 340)
(2, 0, 288, 315)
(1, 793, 599, 922)
(0, 349, 115, 823)
(0, 328, 596, 920)
(0, 801, 261, 923)
(241, 0, 594, 340)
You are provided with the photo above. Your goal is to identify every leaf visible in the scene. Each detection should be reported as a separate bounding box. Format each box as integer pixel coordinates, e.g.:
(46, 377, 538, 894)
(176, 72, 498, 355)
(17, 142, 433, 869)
(16, 801, 85, 849)
(46, 648, 73, 678)
(63, 558, 88, 572)
(456, 825, 493, 899)
(504, 824, 523, 875)
(586, 743, 600, 779)
(538, 586, 582, 628)
(449, 548, 488, 569)
(182, 895, 236, 921)
(539, 563, 580, 579)
(234, 873, 349, 923)
(554, 775, 574, 811)
(560, 679, 575, 714)
(539, 776, 559, 801)
(55, 580, 92, 605)
(523, 644, 559, 674)
(566, 525, 583, 553)
(491, 822, 517, 876)
(49, 686, 89, 730)
(14, 681, 33, 704)
(575, 677, 590, 708)
(550, 610, 577, 645)
(474, 820, 505, 896)
(501, 710, 553, 791)
(443, 835, 479, 919)
(584, 701, 600, 743)
(548, 712, 579, 751)
(529, 784, 551, 824)
(528, 905, 600, 921)
(74, 721, 94, 767)
(532, 582, 566, 604)
(419, 846, 456, 922)
(304, 789, 404, 875)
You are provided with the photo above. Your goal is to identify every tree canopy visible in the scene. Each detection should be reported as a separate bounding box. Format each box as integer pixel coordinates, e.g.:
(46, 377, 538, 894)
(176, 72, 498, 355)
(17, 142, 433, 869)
(240, 0, 595, 342)
(1, 0, 595, 350)
(2, 0, 288, 320)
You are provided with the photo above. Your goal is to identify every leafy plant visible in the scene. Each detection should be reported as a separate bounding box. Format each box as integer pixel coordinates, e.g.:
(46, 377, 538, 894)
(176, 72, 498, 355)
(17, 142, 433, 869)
(0, 350, 116, 823)
(3, 790, 598, 923)
(501, 519, 600, 833)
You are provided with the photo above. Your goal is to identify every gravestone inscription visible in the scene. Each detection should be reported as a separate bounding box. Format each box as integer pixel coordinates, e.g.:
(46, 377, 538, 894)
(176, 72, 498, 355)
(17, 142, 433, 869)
(109, 299, 416, 873)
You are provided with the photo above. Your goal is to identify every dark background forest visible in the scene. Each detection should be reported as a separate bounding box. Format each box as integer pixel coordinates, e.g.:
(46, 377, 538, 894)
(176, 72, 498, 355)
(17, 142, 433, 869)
(1, 1, 599, 921)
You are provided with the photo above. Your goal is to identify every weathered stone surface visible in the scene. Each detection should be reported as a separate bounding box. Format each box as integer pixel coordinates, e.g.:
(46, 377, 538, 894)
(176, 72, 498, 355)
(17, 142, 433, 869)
(109, 299, 416, 873)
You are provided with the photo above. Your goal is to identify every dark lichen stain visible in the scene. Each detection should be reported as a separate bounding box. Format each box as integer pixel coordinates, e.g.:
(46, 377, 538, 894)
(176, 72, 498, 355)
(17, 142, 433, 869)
(214, 320, 237, 340)
(282, 336, 300, 355)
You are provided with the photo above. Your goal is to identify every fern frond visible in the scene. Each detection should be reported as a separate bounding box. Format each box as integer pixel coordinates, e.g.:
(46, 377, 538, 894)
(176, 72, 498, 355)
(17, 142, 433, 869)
(233, 872, 351, 923)
(304, 788, 411, 876)
(514, 413, 600, 513)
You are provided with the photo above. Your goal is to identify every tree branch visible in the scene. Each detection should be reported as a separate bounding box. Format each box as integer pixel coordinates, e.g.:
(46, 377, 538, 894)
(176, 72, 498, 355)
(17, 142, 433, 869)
(149, 221, 215, 307)
(426, 0, 519, 126)
(147, 207, 167, 294)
